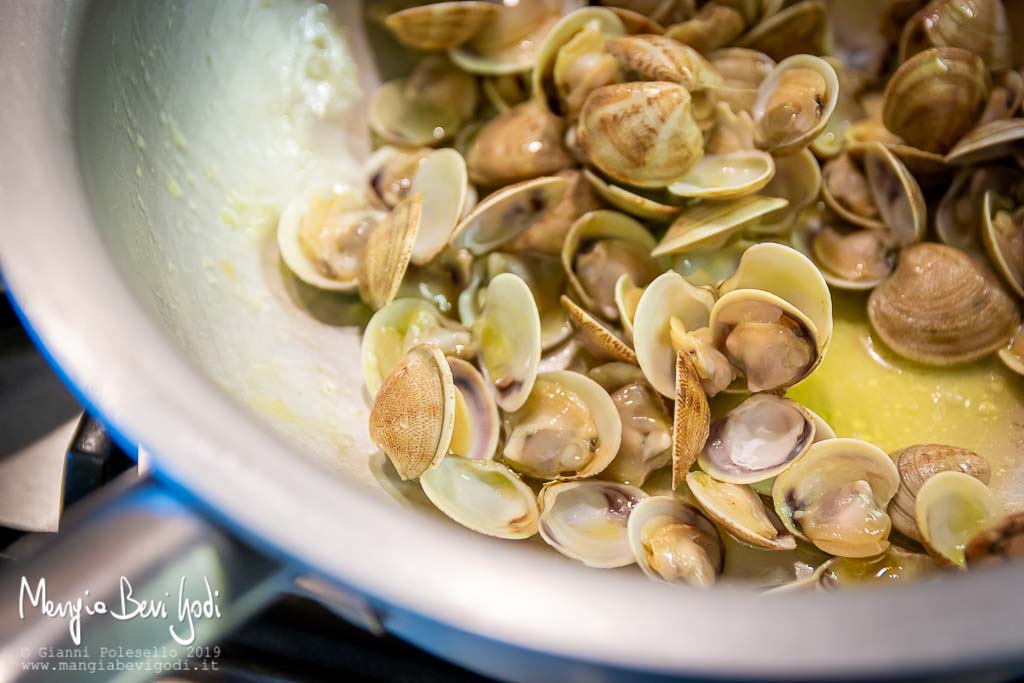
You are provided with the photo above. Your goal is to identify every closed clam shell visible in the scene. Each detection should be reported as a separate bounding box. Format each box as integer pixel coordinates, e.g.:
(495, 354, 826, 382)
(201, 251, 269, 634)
(359, 193, 423, 310)
(773, 438, 900, 558)
(451, 175, 569, 255)
(561, 295, 637, 363)
(447, 357, 501, 462)
(734, 1, 828, 60)
(888, 444, 990, 543)
(965, 511, 1024, 568)
(475, 273, 541, 412)
(686, 471, 796, 550)
(384, 2, 500, 51)
(867, 243, 1020, 365)
(922, 0, 1012, 72)
(752, 54, 839, 156)
(449, 0, 565, 75)
(465, 101, 573, 187)
(539, 480, 648, 568)
(652, 195, 788, 256)
(582, 170, 682, 221)
(408, 148, 469, 265)
(982, 190, 1024, 298)
(633, 271, 716, 397)
(945, 118, 1024, 167)
(626, 495, 723, 586)
(421, 456, 539, 539)
(605, 34, 723, 90)
(862, 141, 926, 247)
(915, 471, 1003, 567)
(578, 81, 704, 188)
(665, 3, 745, 54)
(882, 47, 990, 155)
(369, 343, 456, 481)
(667, 150, 775, 200)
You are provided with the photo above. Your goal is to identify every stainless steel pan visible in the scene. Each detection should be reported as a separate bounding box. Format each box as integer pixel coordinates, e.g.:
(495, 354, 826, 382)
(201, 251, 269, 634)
(2, 2, 1024, 681)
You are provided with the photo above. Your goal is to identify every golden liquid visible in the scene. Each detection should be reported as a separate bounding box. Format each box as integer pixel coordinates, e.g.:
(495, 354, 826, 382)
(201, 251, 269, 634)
(788, 292, 1024, 510)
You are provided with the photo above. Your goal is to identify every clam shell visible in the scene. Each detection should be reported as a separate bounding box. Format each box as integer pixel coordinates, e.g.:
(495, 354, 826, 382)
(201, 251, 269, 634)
(578, 81, 704, 188)
(359, 193, 423, 310)
(421, 456, 539, 539)
(982, 190, 1024, 298)
(820, 152, 886, 231)
(707, 47, 776, 114)
(582, 169, 682, 221)
(369, 344, 456, 481)
(447, 357, 501, 461)
(364, 146, 429, 210)
(449, 0, 565, 75)
(922, 0, 1012, 72)
(665, 3, 745, 54)
(369, 79, 464, 148)
(633, 271, 716, 397)
(867, 243, 1020, 366)
(773, 438, 900, 558)
(465, 101, 573, 187)
(614, 273, 644, 338)
(815, 548, 940, 589)
(747, 148, 820, 235)
(384, 2, 500, 51)
(605, 7, 667, 34)
(451, 175, 569, 255)
(945, 118, 1024, 167)
(672, 352, 710, 488)
(965, 511, 1024, 569)
(539, 480, 648, 568)
(686, 471, 796, 550)
(605, 34, 723, 90)
(705, 102, 756, 155)
(667, 150, 775, 200)
(652, 195, 788, 256)
(915, 471, 1003, 567)
(861, 141, 926, 247)
(699, 393, 815, 484)
(409, 148, 469, 265)
(793, 221, 896, 291)
(626, 495, 723, 586)
(561, 295, 637, 364)
(937, 167, 1017, 252)
(734, 0, 828, 60)
(475, 272, 541, 412)
(507, 169, 602, 253)
(752, 54, 839, 156)
(888, 444, 991, 543)
(882, 47, 990, 155)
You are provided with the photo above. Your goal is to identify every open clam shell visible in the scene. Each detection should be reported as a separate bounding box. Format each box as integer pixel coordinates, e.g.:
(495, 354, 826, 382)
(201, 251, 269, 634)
(408, 148, 469, 265)
(277, 185, 378, 292)
(665, 3, 745, 54)
(614, 273, 644, 339)
(451, 175, 569, 255)
(861, 141, 926, 247)
(672, 352, 710, 488)
(421, 456, 539, 539)
(370, 61, 477, 147)
(945, 118, 1024, 167)
(633, 271, 716, 397)
(699, 393, 815, 485)
(982, 190, 1024, 299)
(707, 47, 776, 114)
(502, 370, 622, 480)
(562, 210, 660, 320)
(474, 272, 541, 412)
(820, 152, 886, 231)
(652, 195, 788, 256)
(369, 344, 456, 481)
(773, 438, 900, 558)
(667, 150, 775, 200)
(747, 148, 820, 235)
(582, 169, 682, 222)
(449, 0, 566, 75)
(626, 495, 723, 587)
(936, 166, 1017, 253)
(793, 219, 896, 291)
(359, 194, 424, 310)
(752, 54, 838, 156)
(362, 298, 475, 397)
(686, 471, 796, 551)
(915, 471, 1004, 568)
(384, 2, 500, 51)
(539, 480, 648, 568)
(447, 357, 500, 461)
(561, 296, 636, 363)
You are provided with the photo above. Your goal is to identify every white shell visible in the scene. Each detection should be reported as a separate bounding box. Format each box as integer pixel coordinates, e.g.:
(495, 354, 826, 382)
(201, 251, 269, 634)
(539, 480, 648, 567)
(667, 150, 776, 200)
(409, 148, 469, 265)
(652, 195, 788, 256)
(915, 470, 1004, 567)
(475, 273, 542, 412)
(447, 357, 500, 461)
(626, 495, 723, 586)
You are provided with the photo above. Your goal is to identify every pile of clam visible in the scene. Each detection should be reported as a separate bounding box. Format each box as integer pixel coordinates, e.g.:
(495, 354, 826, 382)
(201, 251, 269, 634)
(277, 0, 1024, 588)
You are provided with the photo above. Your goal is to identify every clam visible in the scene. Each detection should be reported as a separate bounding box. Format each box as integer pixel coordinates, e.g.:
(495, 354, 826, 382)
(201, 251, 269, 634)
(664, 3, 746, 54)
(370, 59, 478, 147)
(699, 393, 815, 484)
(447, 357, 501, 461)
(539, 480, 648, 567)
(605, 34, 723, 92)
(507, 169, 602, 253)
(920, 0, 1012, 72)
(671, 351, 711, 487)
(632, 271, 716, 397)
(915, 471, 1004, 567)
(582, 169, 682, 222)
(459, 251, 572, 351)
(362, 298, 475, 397)
(705, 102, 756, 155)
(998, 325, 1024, 376)
(936, 167, 1018, 252)
(773, 438, 900, 558)
(752, 54, 839, 156)
(561, 296, 636, 363)
(503, 370, 621, 480)
(369, 344, 456, 480)
(451, 175, 569, 255)
(707, 48, 776, 114)
(882, 47, 990, 155)
(734, 1, 828, 61)
(979, 70, 1024, 126)
(887, 444, 991, 543)
(945, 118, 1024, 166)
(420, 456, 539, 539)
(277, 185, 379, 292)
(384, 2, 500, 51)
(588, 363, 673, 485)
(820, 152, 885, 230)
(449, 0, 565, 75)
(747, 148, 820, 234)
(686, 471, 796, 550)
(652, 195, 788, 256)
(531, 7, 626, 118)
(407, 148, 470, 265)
(562, 210, 661, 320)
(867, 243, 1020, 366)
(669, 319, 736, 397)
(358, 194, 424, 310)
(719, 241, 833, 352)
(465, 101, 573, 187)
(982, 190, 1024, 298)
(815, 547, 940, 589)
(614, 274, 644, 338)
(667, 150, 775, 200)
(577, 81, 704, 188)
(626, 495, 724, 586)
(364, 146, 429, 210)
(861, 142, 927, 247)
(965, 511, 1024, 568)
(475, 272, 542, 412)
(797, 221, 896, 291)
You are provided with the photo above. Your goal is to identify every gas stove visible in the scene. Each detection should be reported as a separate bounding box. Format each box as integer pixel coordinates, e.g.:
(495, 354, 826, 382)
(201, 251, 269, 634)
(0, 294, 493, 683)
